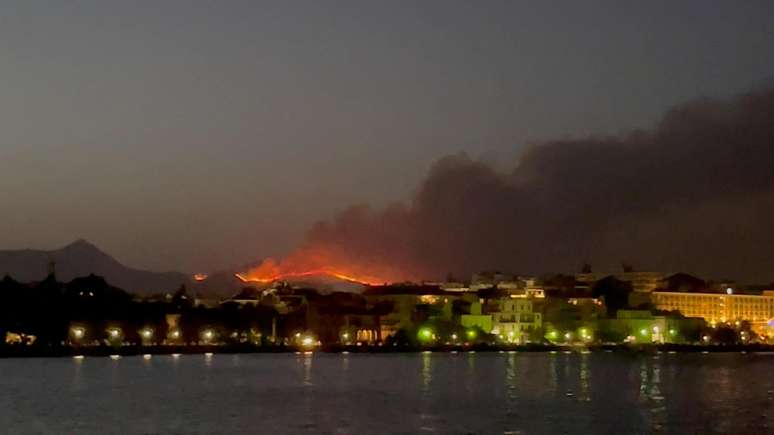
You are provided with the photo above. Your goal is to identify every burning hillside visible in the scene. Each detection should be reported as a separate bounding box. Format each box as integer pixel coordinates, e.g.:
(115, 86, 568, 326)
(234, 240, 419, 286)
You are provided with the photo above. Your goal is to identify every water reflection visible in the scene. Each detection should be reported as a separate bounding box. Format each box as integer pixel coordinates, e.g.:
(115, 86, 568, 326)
(505, 352, 518, 417)
(302, 353, 313, 387)
(547, 350, 558, 394)
(579, 353, 590, 402)
(638, 358, 666, 432)
(3, 353, 772, 434)
(421, 352, 432, 393)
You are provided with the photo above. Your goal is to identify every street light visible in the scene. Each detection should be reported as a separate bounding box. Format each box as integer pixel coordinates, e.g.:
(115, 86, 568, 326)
(70, 327, 85, 340)
(140, 328, 153, 340)
(417, 327, 435, 344)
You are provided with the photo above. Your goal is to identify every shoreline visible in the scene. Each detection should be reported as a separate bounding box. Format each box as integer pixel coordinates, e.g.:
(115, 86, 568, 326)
(2, 343, 773, 359)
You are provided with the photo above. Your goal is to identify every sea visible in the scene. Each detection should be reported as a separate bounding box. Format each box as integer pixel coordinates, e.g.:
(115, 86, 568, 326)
(0, 351, 772, 434)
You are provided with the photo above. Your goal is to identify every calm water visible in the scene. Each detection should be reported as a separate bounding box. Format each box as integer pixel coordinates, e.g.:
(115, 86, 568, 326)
(1, 351, 772, 434)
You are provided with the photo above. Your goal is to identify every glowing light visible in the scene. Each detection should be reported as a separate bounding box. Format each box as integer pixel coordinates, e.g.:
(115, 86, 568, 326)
(201, 329, 214, 342)
(564, 332, 572, 340)
(73, 355, 84, 360)
(669, 329, 677, 336)
(726, 287, 733, 295)
(140, 328, 153, 339)
(172, 353, 181, 359)
(71, 327, 85, 340)
(466, 330, 477, 340)
(640, 329, 648, 336)
(205, 352, 214, 357)
(109, 355, 121, 360)
(418, 327, 434, 342)
(451, 333, 458, 340)
(170, 330, 180, 339)
(194, 273, 208, 282)
(108, 328, 121, 339)
(143, 354, 152, 360)
(301, 336, 315, 347)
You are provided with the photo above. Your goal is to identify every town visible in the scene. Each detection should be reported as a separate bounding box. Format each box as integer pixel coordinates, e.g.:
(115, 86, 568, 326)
(2, 265, 773, 357)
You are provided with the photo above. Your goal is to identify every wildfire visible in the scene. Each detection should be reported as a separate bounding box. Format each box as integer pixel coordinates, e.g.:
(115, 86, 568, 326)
(235, 268, 382, 286)
(235, 256, 391, 286)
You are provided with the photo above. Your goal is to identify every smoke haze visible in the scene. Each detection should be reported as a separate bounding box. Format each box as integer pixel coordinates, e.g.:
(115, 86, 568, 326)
(251, 87, 774, 283)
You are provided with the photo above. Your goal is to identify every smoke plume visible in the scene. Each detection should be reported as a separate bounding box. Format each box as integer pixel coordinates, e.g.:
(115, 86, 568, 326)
(244, 87, 774, 283)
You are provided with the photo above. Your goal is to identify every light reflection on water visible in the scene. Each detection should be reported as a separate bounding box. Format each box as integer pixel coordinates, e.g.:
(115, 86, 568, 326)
(0, 352, 772, 434)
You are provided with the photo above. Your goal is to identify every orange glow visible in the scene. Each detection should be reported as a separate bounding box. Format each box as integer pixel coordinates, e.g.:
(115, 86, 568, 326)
(193, 273, 208, 282)
(235, 268, 383, 286)
(235, 253, 402, 286)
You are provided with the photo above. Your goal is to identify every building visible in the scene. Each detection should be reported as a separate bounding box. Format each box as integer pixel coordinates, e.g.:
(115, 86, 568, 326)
(460, 299, 493, 333)
(489, 297, 542, 343)
(651, 290, 774, 335)
(599, 310, 704, 343)
(362, 285, 463, 339)
(576, 271, 666, 293)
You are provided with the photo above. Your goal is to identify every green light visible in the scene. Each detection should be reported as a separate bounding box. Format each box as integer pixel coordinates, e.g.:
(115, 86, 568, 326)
(640, 328, 648, 336)
(418, 327, 434, 342)
(548, 331, 558, 339)
(466, 330, 477, 340)
(669, 329, 677, 336)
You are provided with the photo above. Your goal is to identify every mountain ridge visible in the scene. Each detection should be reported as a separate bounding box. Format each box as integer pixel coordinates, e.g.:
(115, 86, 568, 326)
(0, 239, 192, 294)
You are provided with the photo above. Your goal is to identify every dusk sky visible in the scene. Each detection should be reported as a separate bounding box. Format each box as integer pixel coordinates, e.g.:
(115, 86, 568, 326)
(2, 1, 774, 275)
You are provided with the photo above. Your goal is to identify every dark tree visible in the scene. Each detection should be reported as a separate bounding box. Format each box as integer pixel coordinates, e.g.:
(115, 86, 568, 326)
(592, 276, 633, 318)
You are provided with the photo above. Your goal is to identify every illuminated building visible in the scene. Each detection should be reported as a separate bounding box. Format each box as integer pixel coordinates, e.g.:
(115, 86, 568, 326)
(460, 300, 493, 333)
(489, 297, 542, 343)
(576, 271, 666, 293)
(650, 290, 774, 334)
(363, 285, 462, 339)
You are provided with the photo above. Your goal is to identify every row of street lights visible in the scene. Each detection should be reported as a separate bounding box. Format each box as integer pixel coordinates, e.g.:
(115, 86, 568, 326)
(69, 326, 215, 344)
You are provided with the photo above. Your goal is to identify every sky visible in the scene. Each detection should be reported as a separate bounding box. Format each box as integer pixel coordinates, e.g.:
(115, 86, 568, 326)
(1, 1, 773, 275)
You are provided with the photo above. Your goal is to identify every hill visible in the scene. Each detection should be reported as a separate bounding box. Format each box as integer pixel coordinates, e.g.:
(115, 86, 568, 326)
(0, 240, 191, 294)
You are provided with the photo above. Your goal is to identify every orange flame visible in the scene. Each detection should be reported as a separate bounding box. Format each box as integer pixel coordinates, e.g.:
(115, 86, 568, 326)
(235, 254, 395, 286)
(193, 273, 208, 282)
(235, 268, 381, 286)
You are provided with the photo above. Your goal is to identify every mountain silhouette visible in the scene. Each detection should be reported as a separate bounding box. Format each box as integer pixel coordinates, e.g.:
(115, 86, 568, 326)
(0, 239, 191, 294)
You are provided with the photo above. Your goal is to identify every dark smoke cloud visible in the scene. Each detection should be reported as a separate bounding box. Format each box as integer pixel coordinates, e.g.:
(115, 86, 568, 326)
(298, 87, 774, 282)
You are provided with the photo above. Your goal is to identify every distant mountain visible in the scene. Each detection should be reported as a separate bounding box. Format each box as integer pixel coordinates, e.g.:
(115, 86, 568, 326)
(0, 239, 192, 294)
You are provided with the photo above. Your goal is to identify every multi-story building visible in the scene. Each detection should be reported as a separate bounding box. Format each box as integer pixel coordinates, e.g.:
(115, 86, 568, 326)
(488, 297, 542, 343)
(362, 285, 463, 339)
(651, 290, 774, 335)
(576, 271, 666, 293)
